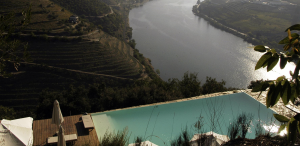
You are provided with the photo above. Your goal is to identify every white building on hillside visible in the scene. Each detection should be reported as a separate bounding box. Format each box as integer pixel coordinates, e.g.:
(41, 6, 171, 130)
(69, 15, 79, 23)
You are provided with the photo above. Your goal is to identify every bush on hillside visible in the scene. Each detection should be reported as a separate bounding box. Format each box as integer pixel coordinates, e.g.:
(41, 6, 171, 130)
(0, 106, 16, 120)
(36, 72, 235, 120)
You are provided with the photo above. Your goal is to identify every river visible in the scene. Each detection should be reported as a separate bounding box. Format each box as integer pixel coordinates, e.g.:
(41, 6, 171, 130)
(129, 0, 295, 88)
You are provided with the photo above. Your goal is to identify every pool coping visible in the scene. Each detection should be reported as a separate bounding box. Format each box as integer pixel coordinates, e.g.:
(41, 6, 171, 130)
(91, 89, 298, 118)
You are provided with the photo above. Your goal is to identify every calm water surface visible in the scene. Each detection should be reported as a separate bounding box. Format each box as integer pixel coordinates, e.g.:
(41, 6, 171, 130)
(92, 93, 279, 145)
(129, 0, 295, 88)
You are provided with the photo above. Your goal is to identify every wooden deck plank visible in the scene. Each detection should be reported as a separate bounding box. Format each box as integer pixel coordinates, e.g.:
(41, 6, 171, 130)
(33, 120, 39, 146)
(33, 114, 99, 146)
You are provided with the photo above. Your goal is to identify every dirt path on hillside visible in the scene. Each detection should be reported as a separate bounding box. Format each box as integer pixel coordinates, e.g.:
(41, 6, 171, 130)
(84, 6, 114, 18)
(21, 62, 134, 80)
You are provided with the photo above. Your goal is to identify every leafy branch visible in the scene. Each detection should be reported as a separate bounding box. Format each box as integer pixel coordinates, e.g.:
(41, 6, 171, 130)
(252, 24, 300, 144)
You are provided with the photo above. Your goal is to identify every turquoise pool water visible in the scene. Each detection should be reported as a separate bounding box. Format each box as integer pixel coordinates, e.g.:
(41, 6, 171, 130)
(91, 92, 279, 146)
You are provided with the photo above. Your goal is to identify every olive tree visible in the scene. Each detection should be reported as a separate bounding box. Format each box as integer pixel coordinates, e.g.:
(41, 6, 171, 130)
(252, 24, 300, 143)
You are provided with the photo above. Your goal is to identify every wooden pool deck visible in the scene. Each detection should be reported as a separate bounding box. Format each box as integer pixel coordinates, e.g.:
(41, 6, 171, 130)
(33, 114, 99, 146)
(31, 89, 300, 146)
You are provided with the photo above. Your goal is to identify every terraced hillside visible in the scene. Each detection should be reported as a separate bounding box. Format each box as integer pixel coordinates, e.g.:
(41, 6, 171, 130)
(198, 1, 293, 34)
(0, 63, 134, 111)
(195, 0, 300, 49)
(0, 0, 73, 31)
(0, 0, 152, 117)
(28, 41, 142, 78)
(0, 66, 77, 109)
(0, 35, 143, 110)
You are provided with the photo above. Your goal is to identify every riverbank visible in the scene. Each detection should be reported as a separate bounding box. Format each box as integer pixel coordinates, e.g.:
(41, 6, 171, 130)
(133, 0, 150, 7)
(121, 0, 161, 80)
(192, 1, 296, 51)
(192, 5, 264, 48)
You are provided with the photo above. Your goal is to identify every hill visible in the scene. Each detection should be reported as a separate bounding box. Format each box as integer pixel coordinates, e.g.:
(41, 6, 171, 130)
(0, 0, 73, 31)
(0, 29, 146, 111)
(193, 0, 300, 50)
(0, 0, 155, 118)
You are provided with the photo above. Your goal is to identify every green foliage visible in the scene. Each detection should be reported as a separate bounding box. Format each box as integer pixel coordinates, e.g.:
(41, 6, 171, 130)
(36, 73, 233, 120)
(0, 6, 31, 77)
(194, 1, 294, 51)
(134, 136, 143, 146)
(180, 72, 202, 98)
(155, 69, 160, 75)
(0, 105, 16, 120)
(36, 85, 91, 119)
(96, 13, 124, 36)
(170, 127, 191, 146)
(132, 45, 160, 80)
(253, 24, 300, 144)
(274, 114, 290, 122)
(238, 113, 253, 138)
(227, 120, 240, 140)
(202, 77, 227, 94)
(254, 45, 267, 52)
(128, 39, 136, 49)
(255, 122, 264, 137)
(227, 113, 253, 139)
(99, 128, 129, 146)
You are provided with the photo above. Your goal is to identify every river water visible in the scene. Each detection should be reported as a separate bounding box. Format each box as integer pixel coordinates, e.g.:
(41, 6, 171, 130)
(129, 0, 295, 88)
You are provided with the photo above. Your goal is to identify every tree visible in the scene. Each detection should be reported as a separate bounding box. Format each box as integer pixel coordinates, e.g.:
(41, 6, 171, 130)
(179, 72, 202, 98)
(155, 69, 160, 76)
(252, 24, 300, 144)
(0, 6, 31, 77)
(202, 77, 226, 94)
(0, 105, 16, 120)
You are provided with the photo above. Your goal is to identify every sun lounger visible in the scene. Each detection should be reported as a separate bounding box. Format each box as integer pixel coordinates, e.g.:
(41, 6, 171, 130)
(47, 134, 77, 144)
(82, 115, 94, 129)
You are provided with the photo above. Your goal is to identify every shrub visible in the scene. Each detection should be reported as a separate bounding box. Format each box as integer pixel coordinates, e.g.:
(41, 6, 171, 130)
(99, 128, 129, 146)
(0, 106, 16, 120)
(133, 136, 143, 146)
(30, 31, 36, 38)
(202, 77, 226, 94)
(42, 34, 48, 40)
(227, 112, 253, 140)
(170, 127, 191, 146)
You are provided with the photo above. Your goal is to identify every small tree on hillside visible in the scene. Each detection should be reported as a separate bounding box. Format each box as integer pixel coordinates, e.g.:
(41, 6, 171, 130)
(252, 24, 300, 144)
(0, 6, 31, 77)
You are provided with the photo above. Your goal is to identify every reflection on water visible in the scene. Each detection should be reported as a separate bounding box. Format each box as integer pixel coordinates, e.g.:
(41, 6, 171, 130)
(263, 124, 287, 136)
(129, 0, 295, 88)
(92, 93, 280, 146)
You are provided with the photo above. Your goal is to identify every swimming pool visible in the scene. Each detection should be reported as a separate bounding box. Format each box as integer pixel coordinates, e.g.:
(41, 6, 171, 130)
(91, 92, 280, 145)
